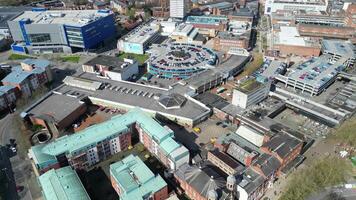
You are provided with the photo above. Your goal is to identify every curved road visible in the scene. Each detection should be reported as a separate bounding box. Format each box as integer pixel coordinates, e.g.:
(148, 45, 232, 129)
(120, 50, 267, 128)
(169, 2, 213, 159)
(0, 114, 15, 145)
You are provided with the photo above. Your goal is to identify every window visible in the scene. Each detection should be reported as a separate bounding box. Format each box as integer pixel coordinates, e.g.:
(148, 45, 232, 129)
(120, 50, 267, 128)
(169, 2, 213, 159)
(29, 33, 51, 43)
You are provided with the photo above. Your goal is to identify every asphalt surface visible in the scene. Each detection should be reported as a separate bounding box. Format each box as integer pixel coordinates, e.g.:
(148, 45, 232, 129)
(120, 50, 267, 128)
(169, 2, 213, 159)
(0, 146, 18, 200)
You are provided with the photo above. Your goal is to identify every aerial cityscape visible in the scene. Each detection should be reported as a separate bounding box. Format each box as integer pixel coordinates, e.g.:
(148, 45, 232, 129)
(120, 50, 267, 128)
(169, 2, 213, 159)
(0, 0, 355, 200)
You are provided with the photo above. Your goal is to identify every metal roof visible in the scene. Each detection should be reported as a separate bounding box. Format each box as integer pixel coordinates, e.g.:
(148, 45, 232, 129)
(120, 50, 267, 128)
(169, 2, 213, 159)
(38, 166, 90, 200)
(110, 155, 167, 200)
(30, 108, 188, 168)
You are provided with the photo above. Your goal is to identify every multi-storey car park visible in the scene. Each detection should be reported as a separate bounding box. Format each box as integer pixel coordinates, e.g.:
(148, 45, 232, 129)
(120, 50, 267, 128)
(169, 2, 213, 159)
(28, 108, 189, 174)
(276, 39, 355, 96)
(8, 9, 116, 54)
(147, 43, 218, 79)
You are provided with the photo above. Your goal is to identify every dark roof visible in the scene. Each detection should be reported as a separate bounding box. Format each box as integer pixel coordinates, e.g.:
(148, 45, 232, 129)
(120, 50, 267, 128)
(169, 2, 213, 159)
(194, 92, 229, 110)
(84, 55, 127, 71)
(195, 33, 206, 42)
(0, 7, 31, 28)
(158, 93, 186, 109)
(262, 133, 302, 159)
(226, 139, 259, 165)
(253, 154, 281, 177)
(239, 167, 266, 194)
(210, 149, 245, 173)
(175, 163, 227, 199)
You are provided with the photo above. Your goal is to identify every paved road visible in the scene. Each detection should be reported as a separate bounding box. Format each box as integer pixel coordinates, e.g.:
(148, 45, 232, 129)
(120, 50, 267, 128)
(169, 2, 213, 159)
(0, 146, 18, 200)
(0, 114, 15, 146)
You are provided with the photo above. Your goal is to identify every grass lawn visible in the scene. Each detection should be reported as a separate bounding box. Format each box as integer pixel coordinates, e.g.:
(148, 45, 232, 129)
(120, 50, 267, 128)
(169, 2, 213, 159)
(59, 55, 80, 63)
(117, 52, 148, 65)
(8, 54, 34, 60)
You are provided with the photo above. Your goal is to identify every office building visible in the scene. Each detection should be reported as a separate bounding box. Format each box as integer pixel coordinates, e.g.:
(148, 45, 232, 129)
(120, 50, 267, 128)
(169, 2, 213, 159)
(8, 9, 116, 54)
(117, 20, 160, 54)
(170, 0, 188, 19)
(0, 7, 31, 38)
(232, 78, 270, 109)
(38, 166, 90, 200)
(110, 155, 168, 200)
(28, 108, 189, 173)
(82, 55, 139, 81)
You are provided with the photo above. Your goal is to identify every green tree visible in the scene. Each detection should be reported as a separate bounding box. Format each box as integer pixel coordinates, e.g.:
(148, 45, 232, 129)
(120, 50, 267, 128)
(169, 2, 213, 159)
(333, 117, 356, 147)
(280, 157, 351, 200)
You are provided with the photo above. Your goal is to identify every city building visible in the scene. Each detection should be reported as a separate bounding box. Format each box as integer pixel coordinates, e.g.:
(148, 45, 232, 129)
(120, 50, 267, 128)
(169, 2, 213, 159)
(38, 166, 90, 200)
(8, 9, 116, 54)
(0, 6, 31, 38)
(147, 43, 217, 79)
(200, 2, 236, 15)
(276, 40, 355, 95)
(28, 108, 189, 174)
(297, 24, 355, 42)
(110, 0, 129, 14)
(1, 59, 52, 96)
(213, 30, 251, 51)
(169, 24, 202, 44)
(237, 167, 268, 200)
(260, 133, 303, 172)
(117, 20, 160, 54)
(25, 93, 87, 138)
(186, 15, 228, 37)
(272, 26, 321, 57)
(170, 0, 188, 19)
(0, 85, 17, 112)
(265, 0, 328, 15)
(82, 55, 139, 81)
(232, 78, 271, 109)
(207, 149, 245, 176)
(175, 162, 233, 200)
(110, 155, 168, 200)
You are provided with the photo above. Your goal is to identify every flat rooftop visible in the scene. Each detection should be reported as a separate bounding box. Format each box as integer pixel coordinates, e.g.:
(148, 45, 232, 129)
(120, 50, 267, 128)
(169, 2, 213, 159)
(12, 10, 111, 27)
(186, 15, 228, 25)
(236, 78, 265, 94)
(26, 93, 85, 123)
(284, 55, 345, 87)
(55, 71, 210, 120)
(274, 26, 319, 47)
(273, 0, 326, 5)
(321, 39, 355, 58)
(0, 6, 31, 28)
(38, 166, 90, 200)
(121, 21, 159, 44)
(110, 155, 167, 200)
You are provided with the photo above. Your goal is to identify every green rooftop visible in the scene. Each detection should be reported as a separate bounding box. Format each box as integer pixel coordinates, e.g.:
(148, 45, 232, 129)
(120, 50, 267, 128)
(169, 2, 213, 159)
(236, 78, 264, 94)
(38, 166, 90, 200)
(30, 108, 186, 169)
(110, 155, 167, 200)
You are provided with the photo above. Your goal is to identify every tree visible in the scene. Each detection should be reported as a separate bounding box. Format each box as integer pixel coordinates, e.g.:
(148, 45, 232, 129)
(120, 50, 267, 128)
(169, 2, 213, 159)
(280, 157, 351, 200)
(333, 117, 356, 147)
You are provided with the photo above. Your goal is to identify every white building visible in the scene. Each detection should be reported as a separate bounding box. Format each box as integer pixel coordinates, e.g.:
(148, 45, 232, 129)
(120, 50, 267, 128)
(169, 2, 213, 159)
(170, 0, 188, 19)
(117, 20, 160, 54)
(265, 0, 328, 15)
(232, 78, 270, 109)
